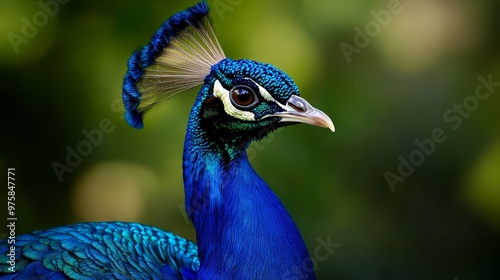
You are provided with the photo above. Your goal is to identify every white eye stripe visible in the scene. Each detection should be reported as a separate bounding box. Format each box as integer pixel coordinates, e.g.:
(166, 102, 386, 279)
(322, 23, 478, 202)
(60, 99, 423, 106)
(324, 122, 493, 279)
(213, 80, 255, 121)
(241, 78, 289, 111)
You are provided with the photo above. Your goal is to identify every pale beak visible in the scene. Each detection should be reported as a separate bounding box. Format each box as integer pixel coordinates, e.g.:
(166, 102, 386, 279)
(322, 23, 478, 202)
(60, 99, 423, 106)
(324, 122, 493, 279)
(265, 95, 335, 132)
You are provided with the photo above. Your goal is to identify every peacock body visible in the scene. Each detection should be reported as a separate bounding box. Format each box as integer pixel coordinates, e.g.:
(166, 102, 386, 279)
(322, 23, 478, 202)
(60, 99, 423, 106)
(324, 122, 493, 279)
(0, 2, 334, 279)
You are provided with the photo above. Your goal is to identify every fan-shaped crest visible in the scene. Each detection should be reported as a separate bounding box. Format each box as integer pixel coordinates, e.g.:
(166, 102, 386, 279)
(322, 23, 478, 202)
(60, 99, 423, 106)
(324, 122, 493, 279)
(123, 1, 226, 128)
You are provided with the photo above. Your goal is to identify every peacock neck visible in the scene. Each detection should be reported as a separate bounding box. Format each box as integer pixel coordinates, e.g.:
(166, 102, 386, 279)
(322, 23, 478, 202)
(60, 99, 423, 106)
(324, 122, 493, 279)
(182, 118, 316, 279)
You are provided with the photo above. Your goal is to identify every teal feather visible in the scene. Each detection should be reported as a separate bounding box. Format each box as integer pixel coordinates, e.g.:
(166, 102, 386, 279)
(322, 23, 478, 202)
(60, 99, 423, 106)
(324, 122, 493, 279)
(0, 1, 334, 279)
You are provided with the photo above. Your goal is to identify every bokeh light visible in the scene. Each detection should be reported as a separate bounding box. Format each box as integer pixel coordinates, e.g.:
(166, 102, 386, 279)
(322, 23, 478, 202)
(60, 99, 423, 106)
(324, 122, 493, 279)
(1, 0, 499, 278)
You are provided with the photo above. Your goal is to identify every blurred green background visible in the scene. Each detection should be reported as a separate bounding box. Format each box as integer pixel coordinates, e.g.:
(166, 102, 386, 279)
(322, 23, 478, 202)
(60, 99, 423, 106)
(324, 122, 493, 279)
(1, 0, 500, 278)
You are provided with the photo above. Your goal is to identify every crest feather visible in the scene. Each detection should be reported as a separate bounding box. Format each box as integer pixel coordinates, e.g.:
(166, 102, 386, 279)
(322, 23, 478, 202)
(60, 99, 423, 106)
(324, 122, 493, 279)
(123, 1, 225, 128)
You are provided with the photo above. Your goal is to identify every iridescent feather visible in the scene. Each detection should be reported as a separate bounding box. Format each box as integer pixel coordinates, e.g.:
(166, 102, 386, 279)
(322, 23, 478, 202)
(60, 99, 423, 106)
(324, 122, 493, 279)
(0, 1, 334, 279)
(0, 222, 199, 279)
(123, 1, 225, 128)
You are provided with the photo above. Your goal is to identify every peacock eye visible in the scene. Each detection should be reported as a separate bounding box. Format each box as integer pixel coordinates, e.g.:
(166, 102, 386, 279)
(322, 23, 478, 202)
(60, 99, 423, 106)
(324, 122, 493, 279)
(229, 85, 259, 110)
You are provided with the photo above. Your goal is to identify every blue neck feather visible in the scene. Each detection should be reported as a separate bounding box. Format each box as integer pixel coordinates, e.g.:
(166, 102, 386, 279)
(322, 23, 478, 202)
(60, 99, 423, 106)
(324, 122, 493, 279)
(182, 84, 316, 279)
(121, 1, 319, 276)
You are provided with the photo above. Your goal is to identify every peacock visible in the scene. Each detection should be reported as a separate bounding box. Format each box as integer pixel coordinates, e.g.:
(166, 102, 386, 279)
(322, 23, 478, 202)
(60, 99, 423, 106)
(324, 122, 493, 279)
(0, 2, 334, 279)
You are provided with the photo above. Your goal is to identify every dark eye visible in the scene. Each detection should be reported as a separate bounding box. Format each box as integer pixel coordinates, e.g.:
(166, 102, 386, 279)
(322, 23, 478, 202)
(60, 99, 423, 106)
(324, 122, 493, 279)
(230, 85, 259, 110)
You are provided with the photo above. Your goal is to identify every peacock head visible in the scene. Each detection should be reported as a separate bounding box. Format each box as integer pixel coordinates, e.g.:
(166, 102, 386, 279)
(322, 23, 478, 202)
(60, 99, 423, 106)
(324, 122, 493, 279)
(197, 58, 334, 144)
(122, 1, 333, 149)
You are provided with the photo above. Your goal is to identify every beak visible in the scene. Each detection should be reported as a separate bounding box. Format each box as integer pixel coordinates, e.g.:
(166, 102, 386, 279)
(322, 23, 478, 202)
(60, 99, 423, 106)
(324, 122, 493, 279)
(265, 95, 335, 132)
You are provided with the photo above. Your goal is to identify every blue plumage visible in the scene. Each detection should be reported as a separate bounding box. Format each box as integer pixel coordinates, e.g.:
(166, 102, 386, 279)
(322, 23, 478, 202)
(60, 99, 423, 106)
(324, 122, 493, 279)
(213, 59, 300, 104)
(123, 1, 219, 129)
(1, 2, 334, 279)
(0, 222, 198, 279)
